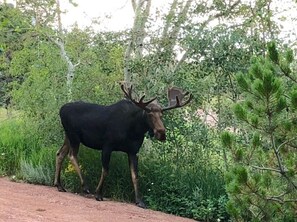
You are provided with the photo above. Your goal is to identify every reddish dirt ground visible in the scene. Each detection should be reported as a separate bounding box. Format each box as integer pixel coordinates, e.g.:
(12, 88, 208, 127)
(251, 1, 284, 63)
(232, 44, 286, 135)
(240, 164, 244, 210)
(0, 177, 195, 222)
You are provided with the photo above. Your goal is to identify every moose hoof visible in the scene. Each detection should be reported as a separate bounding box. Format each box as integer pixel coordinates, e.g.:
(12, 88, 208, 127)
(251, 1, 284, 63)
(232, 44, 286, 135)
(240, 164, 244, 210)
(136, 201, 146, 209)
(95, 195, 103, 201)
(82, 186, 90, 194)
(56, 185, 66, 192)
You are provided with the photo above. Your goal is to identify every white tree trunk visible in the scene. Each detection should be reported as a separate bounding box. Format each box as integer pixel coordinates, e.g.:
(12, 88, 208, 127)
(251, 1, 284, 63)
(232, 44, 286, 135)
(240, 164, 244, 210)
(124, 0, 152, 84)
(50, 38, 79, 101)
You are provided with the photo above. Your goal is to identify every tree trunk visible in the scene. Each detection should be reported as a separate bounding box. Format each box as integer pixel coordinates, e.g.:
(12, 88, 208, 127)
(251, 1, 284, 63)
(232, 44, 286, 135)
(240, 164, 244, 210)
(124, 0, 152, 84)
(56, 0, 62, 33)
(49, 37, 79, 101)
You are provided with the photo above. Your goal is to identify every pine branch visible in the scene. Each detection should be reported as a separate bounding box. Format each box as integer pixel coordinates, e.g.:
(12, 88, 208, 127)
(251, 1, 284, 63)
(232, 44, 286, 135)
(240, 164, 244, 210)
(276, 137, 297, 153)
(251, 165, 284, 173)
(267, 195, 297, 203)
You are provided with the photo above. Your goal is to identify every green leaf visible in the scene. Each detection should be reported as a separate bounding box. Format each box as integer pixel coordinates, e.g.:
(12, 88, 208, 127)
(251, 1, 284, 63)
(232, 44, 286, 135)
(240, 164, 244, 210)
(276, 96, 287, 113)
(236, 166, 248, 184)
(225, 172, 233, 184)
(252, 173, 261, 184)
(271, 78, 281, 94)
(267, 42, 279, 64)
(250, 115, 259, 128)
(285, 49, 294, 63)
(236, 72, 249, 91)
(262, 70, 274, 95)
(283, 120, 292, 131)
(261, 172, 272, 188)
(235, 148, 243, 162)
(280, 61, 291, 75)
(234, 104, 248, 121)
(246, 100, 253, 109)
(227, 181, 241, 194)
(226, 200, 240, 218)
(221, 131, 233, 148)
(290, 90, 297, 109)
(252, 132, 260, 147)
(252, 79, 264, 96)
(249, 62, 263, 79)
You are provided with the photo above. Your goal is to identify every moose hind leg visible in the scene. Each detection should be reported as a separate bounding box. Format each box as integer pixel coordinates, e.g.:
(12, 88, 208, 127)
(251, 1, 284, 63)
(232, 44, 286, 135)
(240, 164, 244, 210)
(128, 153, 146, 208)
(54, 138, 70, 192)
(68, 145, 90, 194)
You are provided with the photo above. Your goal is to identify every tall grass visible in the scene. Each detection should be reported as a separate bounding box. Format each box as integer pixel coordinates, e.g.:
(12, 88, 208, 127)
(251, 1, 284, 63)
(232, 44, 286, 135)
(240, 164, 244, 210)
(0, 116, 54, 183)
(0, 119, 27, 175)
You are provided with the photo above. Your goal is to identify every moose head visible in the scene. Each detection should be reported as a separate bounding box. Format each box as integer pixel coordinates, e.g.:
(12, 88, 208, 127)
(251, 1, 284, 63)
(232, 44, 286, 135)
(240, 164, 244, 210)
(120, 84, 193, 141)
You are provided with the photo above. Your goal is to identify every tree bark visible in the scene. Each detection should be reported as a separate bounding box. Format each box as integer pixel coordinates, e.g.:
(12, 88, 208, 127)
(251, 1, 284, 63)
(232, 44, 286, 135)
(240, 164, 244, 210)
(124, 0, 152, 84)
(48, 36, 79, 101)
(56, 0, 62, 33)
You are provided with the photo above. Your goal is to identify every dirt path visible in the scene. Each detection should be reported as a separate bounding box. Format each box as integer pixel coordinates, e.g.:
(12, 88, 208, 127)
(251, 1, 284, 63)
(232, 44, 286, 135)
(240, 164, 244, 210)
(0, 177, 195, 222)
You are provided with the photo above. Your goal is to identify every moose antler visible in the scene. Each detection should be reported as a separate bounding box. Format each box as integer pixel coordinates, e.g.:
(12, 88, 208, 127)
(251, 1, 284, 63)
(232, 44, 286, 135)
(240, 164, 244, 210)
(120, 84, 156, 111)
(162, 87, 193, 111)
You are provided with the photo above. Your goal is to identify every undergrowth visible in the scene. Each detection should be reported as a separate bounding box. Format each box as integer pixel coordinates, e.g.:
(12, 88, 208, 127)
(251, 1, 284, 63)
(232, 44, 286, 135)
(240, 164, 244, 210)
(0, 117, 229, 221)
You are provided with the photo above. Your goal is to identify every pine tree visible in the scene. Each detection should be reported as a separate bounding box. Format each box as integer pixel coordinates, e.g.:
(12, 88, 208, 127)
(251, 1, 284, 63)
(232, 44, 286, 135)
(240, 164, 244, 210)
(222, 42, 297, 221)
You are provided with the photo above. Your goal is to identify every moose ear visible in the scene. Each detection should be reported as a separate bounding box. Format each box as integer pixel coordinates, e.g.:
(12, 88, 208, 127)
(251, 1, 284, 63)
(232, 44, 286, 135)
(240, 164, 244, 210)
(167, 87, 188, 106)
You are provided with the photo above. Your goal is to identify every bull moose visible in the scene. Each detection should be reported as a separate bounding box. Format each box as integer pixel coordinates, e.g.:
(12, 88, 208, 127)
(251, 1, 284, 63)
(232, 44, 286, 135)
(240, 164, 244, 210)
(54, 84, 193, 208)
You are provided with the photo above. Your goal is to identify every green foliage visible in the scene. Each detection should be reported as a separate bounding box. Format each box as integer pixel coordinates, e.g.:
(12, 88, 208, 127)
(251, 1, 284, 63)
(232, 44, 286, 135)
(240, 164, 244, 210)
(268, 42, 279, 64)
(0, 119, 42, 176)
(236, 72, 250, 91)
(3, 0, 296, 221)
(140, 151, 228, 221)
(234, 104, 247, 121)
(285, 49, 294, 63)
(20, 148, 56, 185)
(223, 43, 297, 221)
(0, 4, 31, 105)
(221, 131, 233, 148)
(290, 89, 297, 109)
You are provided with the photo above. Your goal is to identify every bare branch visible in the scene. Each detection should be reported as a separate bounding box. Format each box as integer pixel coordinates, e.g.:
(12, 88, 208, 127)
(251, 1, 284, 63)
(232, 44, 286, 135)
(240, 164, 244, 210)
(161, 0, 178, 40)
(131, 0, 137, 12)
(171, 0, 241, 74)
(169, 0, 193, 42)
(277, 137, 297, 152)
(251, 165, 284, 173)
(200, 0, 241, 28)
(267, 196, 297, 203)
(172, 49, 189, 73)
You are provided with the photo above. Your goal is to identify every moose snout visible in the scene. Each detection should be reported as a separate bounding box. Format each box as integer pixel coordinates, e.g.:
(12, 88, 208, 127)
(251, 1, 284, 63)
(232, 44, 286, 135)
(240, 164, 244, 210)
(154, 128, 166, 141)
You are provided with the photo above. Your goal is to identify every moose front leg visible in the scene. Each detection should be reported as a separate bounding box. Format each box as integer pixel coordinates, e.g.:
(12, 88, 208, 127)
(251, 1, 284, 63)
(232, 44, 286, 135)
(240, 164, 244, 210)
(128, 153, 146, 208)
(95, 149, 111, 201)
